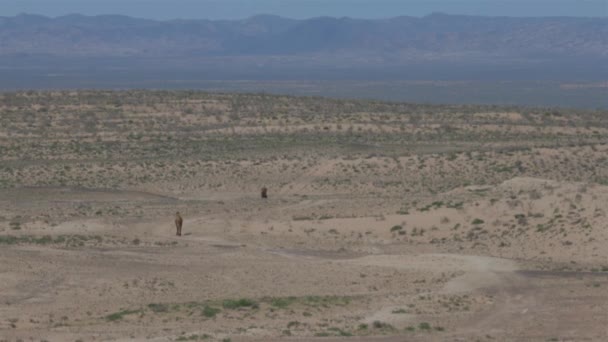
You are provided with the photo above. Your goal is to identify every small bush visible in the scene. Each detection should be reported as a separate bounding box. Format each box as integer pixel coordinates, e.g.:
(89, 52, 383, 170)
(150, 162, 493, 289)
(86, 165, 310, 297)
(418, 322, 431, 330)
(372, 321, 395, 330)
(287, 321, 300, 328)
(147, 303, 169, 313)
(202, 306, 221, 318)
(105, 309, 141, 321)
(271, 297, 296, 308)
(222, 298, 258, 309)
(390, 225, 403, 232)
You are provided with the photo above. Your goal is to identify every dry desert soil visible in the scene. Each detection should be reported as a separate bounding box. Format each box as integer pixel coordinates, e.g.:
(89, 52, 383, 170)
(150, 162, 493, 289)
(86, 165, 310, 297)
(1, 91, 607, 342)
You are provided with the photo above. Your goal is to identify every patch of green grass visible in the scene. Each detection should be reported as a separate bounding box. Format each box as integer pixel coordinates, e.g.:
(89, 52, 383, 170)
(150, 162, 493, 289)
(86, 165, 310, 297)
(536, 224, 551, 232)
(0, 235, 19, 244)
(494, 165, 513, 173)
(202, 306, 221, 318)
(292, 215, 314, 221)
(418, 201, 448, 211)
(390, 225, 403, 232)
(176, 334, 211, 341)
(446, 202, 464, 209)
(418, 322, 432, 331)
(0, 234, 103, 246)
(105, 309, 141, 322)
(287, 321, 300, 328)
(327, 327, 352, 336)
(108, 294, 353, 325)
(303, 295, 351, 307)
(372, 321, 395, 331)
(222, 298, 258, 309)
(471, 218, 485, 225)
(391, 308, 408, 314)
(148, 303, 169, 313)
(270, 296, 297, 308)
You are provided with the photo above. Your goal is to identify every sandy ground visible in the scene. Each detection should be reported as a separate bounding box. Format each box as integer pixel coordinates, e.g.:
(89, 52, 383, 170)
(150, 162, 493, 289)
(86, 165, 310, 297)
(2, 182, 608, 342)
(1, 91, 608, 341)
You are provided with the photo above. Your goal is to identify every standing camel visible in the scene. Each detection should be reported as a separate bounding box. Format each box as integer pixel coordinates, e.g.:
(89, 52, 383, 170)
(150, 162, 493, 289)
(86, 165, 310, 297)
(175, 212, 183, 236)
(261, 187, 268, 199)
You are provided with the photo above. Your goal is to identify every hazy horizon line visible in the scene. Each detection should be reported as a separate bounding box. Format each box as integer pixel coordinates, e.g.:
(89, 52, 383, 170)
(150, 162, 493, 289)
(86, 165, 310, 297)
(4, 11, 607, 21)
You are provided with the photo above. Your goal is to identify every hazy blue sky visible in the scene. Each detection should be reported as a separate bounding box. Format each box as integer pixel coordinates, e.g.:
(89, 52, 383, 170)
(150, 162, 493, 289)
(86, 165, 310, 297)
(1, 0, 606, 19)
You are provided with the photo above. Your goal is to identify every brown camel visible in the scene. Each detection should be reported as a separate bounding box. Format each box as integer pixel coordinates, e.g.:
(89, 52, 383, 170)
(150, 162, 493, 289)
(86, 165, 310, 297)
(175, 212, 183, 236)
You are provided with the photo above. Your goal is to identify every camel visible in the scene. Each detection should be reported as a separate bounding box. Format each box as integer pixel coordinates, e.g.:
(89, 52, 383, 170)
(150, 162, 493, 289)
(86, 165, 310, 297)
(261, 187, 268, 199)
(175, 212, 183, 236)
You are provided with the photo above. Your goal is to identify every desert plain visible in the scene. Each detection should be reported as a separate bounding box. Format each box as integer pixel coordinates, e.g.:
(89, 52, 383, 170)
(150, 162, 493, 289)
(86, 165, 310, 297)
(0, 91, 607, 342)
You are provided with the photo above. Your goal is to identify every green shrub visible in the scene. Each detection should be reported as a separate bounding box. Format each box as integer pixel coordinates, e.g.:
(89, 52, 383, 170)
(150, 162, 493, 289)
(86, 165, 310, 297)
(202, 306, 221, 318)
(147, 303, 169, 313)
(418, 322, 431, 330)
(105, 309, 141, 321)
(390, 225, 403, 232)
(222, 298, 258, 309)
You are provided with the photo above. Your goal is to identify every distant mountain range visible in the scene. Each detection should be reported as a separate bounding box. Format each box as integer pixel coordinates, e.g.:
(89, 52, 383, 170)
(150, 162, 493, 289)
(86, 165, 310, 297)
(1, 13, 606, 59)
(1, 12, 607, 97)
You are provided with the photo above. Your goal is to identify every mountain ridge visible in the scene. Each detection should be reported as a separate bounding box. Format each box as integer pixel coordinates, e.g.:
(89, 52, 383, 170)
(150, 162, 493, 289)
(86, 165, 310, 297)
(1, 12, 606, 59)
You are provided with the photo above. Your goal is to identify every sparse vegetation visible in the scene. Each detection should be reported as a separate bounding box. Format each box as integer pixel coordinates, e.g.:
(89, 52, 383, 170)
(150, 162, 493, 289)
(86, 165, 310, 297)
(0, 234, 104, 246)
(202, 306, 221, 318)
(2, 90, 608, 341)
(105, 309, 141, 322)
(148, 303, 169, 313)
(418, 322, 432, 331)
(222, 298, 259, 310)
